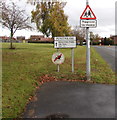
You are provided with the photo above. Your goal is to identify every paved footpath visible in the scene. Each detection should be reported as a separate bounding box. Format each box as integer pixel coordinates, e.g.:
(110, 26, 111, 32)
(23, 81, 115, 118)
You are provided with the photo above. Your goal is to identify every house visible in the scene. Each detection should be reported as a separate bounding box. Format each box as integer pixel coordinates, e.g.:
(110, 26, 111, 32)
(29, 35, 53, 43)
(16, 36, 26, 43)
(40, 38, 53, 42)
(113, 35, 117, 45)
(111, 35, 117, 45)
(30, 35, 44, 41)
(0, 36, 16, 42)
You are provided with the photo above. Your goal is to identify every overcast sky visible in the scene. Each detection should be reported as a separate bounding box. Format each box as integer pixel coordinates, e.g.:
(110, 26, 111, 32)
(0, 0, 116, 38)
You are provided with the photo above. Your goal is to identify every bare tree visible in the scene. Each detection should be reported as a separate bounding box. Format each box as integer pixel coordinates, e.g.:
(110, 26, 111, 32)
(72, 26, 85, 45)
(1, 2, 33, 49)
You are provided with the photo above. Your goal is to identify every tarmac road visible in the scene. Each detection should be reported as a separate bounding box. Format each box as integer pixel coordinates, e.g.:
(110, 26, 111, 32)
(93, 46, 116, 72)
(23, 81, 115, 118)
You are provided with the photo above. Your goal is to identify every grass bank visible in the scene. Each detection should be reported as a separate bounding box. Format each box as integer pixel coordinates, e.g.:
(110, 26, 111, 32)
(2, 43, 115, 118)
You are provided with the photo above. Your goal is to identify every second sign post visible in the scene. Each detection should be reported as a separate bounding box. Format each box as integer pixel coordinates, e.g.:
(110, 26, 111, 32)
(53, 36, 76, 72)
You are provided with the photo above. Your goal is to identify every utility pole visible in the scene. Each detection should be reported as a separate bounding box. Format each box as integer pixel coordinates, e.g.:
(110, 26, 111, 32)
(86, 0, 91, 81)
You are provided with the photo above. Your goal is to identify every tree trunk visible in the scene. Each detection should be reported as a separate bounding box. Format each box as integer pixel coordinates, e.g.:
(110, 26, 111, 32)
(10, 29, 13, 49)
(80, 40, 83, 46)
(10, 38, 13, 49)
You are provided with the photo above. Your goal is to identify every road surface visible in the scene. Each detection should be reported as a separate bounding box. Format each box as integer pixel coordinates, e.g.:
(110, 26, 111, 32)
(93, 46, 116, 72)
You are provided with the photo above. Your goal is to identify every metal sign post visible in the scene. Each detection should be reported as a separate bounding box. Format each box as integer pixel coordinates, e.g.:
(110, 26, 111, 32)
(71, 48, 74, 72)
(54, 37, 76, 73)
(80, 0, 97, 81)
(86, 0, 91, 81)
(86, 27, 91, 80)
(57, 48, 60, 72)
(57, 64, 60, 72)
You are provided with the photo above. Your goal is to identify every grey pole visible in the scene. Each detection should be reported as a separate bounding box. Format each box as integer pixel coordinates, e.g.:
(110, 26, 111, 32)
(57, 48, 60, 72)
(71, 48, 74, 72)
(86, 0, 89, 5)
(86, 0, 91, 80)
(86, 28, 91, 80)
(57, 64, 60, 72)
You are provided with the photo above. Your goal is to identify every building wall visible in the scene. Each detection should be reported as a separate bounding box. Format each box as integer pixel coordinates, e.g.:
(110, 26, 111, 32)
(29, 35, 53, 42)
(0, 36, 16, 42)
(114, 36, 117, 45)
(30, 35, 44, 41)
(40, 38, 53, 42)
(17, 36, 25, 40)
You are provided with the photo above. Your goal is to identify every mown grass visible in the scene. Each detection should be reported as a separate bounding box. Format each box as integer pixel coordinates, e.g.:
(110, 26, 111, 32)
(2, 43, 115, 118)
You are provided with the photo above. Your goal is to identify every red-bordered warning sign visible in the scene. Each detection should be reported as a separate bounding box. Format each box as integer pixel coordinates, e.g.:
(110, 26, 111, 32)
(80, 5, 96, 19)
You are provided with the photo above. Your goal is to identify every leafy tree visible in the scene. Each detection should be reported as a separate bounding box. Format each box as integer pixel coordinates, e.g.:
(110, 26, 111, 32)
(104, 37, 107, 45)
(1, 2, 32, 49)
(31, 2, 71, 38)
(104, 37, 114, 45)
(49, 2, 71, 37)
(31, 2, 51, 37)
(108, 38, 114, 45)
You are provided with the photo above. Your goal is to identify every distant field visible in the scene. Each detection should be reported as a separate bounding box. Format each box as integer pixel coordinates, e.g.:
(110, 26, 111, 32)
(2, 43, 115, 118)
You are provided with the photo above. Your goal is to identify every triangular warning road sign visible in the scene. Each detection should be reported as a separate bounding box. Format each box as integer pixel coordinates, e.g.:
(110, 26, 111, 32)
(80, 5, 96, 19)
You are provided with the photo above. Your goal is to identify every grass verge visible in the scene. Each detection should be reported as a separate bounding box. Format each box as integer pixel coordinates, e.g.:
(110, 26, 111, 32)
(2, 43, 115, 118)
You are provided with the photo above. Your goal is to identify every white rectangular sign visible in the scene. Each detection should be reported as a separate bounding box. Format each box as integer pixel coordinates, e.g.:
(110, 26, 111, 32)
(80, 20, 97, 28)
(54, 37, 76, 48)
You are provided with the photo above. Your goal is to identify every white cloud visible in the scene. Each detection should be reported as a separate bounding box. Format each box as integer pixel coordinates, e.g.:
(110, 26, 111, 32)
(0, 0, 116, 38)
(64, 0, 115, 37)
